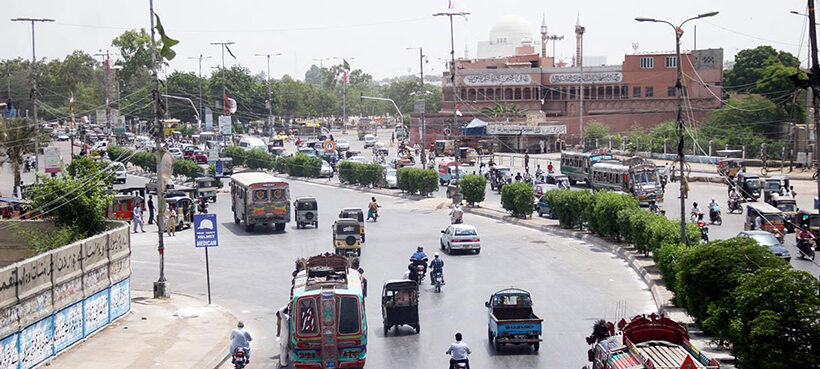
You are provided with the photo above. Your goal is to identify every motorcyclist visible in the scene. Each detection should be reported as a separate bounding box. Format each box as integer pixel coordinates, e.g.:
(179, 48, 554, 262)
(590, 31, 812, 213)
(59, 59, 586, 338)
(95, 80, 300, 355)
(798, 228, 816, 242)
(708, 197, 720, 221)
(535, 165, 544, 179)
(198, 195, 208, 213)
(514, 172, 523, 182)
(230, 321, 253, 364)
(690, 202, 703, 222)
(446, 332, 472, 369)
(547, 161, 555, 173)
(429, 252, 444, 285)
(450, 205, 464, 224)
(367, 197, 380, 221)
(648, 200, 660, 214)
(411, 246, 427, 261)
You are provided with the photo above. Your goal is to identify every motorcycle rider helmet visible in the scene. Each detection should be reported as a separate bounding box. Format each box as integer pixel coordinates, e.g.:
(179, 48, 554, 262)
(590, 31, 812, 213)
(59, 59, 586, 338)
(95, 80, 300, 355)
(693, 202, 698, 207)
(417, 246, 423, 252)
(434, 252, 439, 257)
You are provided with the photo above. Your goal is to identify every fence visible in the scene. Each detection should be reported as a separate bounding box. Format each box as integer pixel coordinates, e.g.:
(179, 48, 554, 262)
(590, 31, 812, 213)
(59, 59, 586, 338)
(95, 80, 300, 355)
(0, 221, 131, 369)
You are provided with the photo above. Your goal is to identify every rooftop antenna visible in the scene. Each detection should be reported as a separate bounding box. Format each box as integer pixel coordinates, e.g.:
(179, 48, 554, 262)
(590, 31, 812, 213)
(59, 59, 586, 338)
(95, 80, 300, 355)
(632, 42, 639, 54)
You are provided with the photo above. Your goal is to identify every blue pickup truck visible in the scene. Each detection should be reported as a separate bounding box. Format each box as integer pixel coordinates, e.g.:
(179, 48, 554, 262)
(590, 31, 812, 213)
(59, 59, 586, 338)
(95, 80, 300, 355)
(485, 288, 543, 352)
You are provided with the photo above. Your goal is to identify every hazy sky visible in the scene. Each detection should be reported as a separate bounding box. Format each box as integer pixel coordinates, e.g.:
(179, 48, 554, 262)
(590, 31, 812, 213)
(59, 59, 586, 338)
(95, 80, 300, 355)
(0, 0, 813, 81)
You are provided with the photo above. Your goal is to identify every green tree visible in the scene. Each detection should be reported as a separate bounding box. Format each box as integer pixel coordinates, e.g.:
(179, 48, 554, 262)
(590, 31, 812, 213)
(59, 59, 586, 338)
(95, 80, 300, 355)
(167, 71, 204, 121)
(701, 95, 788, 147)
(460, 174, 487, 206)
(724, 46, 800, 95)
(172, 159, 201, 180)
(501, 181, 534, 217)
(0, 118, 37, 195)
(584, 122, 610, 146)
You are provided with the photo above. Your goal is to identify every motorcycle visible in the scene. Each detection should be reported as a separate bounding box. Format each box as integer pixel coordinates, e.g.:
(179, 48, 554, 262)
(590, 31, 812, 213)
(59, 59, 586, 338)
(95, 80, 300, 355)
(709, 205, 722, 225)
(410, 257, 428, 285)
(368, 207, 380, 222)
(727, 198, 742, 214)
(797, 238, 816, 260)
(232, 348, 248, 369)
(697, 220, 709, 243)
(198, 201, 208, 214)
(432, 270, 444, 293)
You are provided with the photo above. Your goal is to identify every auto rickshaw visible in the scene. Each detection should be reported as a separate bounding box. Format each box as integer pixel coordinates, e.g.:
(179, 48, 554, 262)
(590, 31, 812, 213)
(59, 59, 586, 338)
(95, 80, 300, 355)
(0, 197, 28, 219)
(457, 147, 478, 166)
(744, 202, 785, 242)
(195, 176, 217, 203)
(489, 166, 513, 192)
(541, 172, 569, 188)
(381, 279, 420, 335)
(770, 193, 798, 233)
(477, 139, 497, 155)
(166, 195, 194, 231)
(797, 209, 820, 237)
(434, 140, 455, 157)
(294, 197, 318, 229)
(736, 172, 762, 201)
(717, 158, 745, 178)
(763, 175, 790, 205)
(105, 194, 144, 222)
(339, 208, 366, 242)
(332, 218, 362, 256)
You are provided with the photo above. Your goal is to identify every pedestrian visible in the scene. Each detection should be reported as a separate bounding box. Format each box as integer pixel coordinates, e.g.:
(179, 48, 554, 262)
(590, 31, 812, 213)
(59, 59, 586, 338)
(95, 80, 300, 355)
(166, 205, 177, 236)
(754, 215, 763, 230)
(790, 185, 796, 198)
(276, 305, 290, 367)
(524, 152, 530, 171)
(132, 204, 145, 233)
(147, 196, 155, 224)
(539, 139, 545, 154)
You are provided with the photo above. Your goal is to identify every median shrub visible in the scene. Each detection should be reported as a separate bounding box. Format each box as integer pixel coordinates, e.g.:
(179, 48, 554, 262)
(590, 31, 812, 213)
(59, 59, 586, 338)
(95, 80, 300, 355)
(131, 151, 157, 173)
(223, 145, 246, 166)
(459, 174, 487, 206)
(107, 145, 133, 163)
(501, 181, 534, 217)
(545, 189, 594, 229)
(587, 191, 639, 240)
(397, 168, 438, 196)
(279, 153, 321, 178)
(173, 159, 202, 180)
(246, 148, 275, 170)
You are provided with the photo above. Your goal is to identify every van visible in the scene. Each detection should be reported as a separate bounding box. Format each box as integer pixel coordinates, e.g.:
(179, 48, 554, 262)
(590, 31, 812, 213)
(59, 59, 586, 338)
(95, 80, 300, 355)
(238, 137, 268, 153)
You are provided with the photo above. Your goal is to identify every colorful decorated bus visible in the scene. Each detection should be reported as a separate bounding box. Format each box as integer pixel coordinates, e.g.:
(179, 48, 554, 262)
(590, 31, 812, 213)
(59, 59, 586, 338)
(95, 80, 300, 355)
(560, 151, 613, 186)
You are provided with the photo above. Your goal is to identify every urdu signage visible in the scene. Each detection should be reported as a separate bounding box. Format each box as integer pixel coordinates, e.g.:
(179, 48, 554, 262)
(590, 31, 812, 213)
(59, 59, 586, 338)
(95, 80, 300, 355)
(463, 74, 532, 86)
(549, 72, 623, 85)
(487, 125, 567, 135)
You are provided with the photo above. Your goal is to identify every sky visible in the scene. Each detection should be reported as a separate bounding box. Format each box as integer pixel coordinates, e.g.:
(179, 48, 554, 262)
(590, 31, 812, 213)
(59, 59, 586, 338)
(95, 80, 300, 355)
(0, 0, 814, 81)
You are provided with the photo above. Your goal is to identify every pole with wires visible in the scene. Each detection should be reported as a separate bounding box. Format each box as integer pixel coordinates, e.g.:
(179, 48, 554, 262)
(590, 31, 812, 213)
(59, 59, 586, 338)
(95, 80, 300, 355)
(807, 0, 820, 212)
(149, 0, 169, 298)
(255, 53, 281, 137)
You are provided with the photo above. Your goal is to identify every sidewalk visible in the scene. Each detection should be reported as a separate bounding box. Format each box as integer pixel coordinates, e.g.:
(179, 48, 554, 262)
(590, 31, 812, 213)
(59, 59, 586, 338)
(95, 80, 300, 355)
(44, 291, 235, 369)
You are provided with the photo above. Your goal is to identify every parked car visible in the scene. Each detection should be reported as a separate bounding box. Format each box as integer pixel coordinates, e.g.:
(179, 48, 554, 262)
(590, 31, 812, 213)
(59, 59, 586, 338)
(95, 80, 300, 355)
(110, 162, 127, 184)
(145, 176, 175, 194)
(363, 134, 376, 148)
(336, 139, 350, 152)
(168, 147, 183, 159)
(320, 160, 334, 178)
(384, 168, 398, 188)
(440, 224, 481, 254)
(56, 133, 70, 141)
(736, 230, 792, 261)
(193, 150, 208, 164)
(347, 156, 370, 164)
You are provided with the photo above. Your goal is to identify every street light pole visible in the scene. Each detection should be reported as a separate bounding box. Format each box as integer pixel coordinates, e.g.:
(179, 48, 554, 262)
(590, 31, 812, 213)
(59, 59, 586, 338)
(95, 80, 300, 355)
(435, 11, 469, 204)
(636, 11, 718, 243)
(11, 17, 54, 184)
(188, 54, 211, 130)
(806, 0, 820, 213)
(407, 47, 428, 167)
(256, 53, 281, 137)
(210, 41, 234, 142)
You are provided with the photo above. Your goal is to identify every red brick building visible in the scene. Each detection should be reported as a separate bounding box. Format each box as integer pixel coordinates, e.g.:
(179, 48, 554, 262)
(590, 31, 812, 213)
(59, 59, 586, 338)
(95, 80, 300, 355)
(410, 16, 723, 152)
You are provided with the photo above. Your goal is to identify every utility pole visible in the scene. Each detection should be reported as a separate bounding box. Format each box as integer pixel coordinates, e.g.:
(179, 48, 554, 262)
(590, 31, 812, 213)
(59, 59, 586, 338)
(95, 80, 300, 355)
(11, 17, 54, 184)
(407, 47, 428, 167)
(434, 10, 469, 204)
(210, 41, 234, 141)
(95, 50, 113, 135)
(5, 62, 10, 103)
(807, 0, 820, 209)
(255, 52, 281, 137)
(187, 54, 211, 130)
(576, 20, 585, 147)
(636, 11, 718, 243)
(148, 0, 168, 298)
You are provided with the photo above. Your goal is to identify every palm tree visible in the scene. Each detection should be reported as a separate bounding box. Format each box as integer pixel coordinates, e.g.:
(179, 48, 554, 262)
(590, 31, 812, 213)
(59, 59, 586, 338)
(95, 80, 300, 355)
(0, 118, 37, 196)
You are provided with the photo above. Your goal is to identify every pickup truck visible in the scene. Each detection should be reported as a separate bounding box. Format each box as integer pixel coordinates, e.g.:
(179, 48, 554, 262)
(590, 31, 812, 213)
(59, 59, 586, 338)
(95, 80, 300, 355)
(485, 288, 543, 352)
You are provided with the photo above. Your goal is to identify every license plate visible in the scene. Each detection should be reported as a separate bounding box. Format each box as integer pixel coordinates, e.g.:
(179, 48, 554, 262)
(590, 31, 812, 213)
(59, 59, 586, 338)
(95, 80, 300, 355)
(325, 363, 336, 368)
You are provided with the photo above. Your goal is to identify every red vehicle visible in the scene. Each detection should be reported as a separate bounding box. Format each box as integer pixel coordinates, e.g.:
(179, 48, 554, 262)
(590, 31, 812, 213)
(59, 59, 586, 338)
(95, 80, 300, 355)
(194, 150, 208, 164)
(584, 313, 720, 369)
(105, 195, 143, 222)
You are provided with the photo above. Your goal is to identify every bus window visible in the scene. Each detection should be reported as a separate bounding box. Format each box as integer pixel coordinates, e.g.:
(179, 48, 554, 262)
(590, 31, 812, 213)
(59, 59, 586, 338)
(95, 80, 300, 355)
(253, 189, 268, 202)
(297, 297, 318, 335)
(337, 296, 360, 334)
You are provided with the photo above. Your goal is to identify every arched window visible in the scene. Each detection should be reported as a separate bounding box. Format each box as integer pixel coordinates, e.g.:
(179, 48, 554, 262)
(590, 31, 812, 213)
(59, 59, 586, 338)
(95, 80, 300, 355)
(486, 89, 494, 100)
(523, 88, 531, 100)
(514, 88, 522, 100)
(505, 88, 513, 100)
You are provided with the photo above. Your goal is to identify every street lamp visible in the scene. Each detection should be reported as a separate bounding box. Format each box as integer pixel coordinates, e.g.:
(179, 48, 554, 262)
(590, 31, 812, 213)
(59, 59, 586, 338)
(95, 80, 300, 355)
(635, 11, 718, 243)
(255, 52, 282, 137)
(187, 54, 212, 129)
(407, 47, 428, 167)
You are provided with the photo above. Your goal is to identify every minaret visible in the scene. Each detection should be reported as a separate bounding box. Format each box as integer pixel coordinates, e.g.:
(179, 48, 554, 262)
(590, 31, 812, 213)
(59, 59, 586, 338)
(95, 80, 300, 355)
(540, 12, 548, 58)
(464, 42, 469, 59)
(574, 13, 585, 68)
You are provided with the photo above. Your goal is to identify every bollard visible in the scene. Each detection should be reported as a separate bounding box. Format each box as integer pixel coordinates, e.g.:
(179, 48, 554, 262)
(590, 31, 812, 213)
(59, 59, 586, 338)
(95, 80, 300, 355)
(608, 136, 613, 150)
(708, 140, 713, 157)
(742, 145, 746, 159)
(663, 138, 668, 154)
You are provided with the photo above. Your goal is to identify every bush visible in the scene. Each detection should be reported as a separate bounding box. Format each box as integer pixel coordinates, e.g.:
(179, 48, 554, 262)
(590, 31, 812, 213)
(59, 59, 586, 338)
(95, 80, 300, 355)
(501, 181, 534, 217)
(546, 189, 594, 229)
(173, 159, 202, 180)
(107, 145, 133, 163)
(278, 153, 321, 178)
(356, 163, 384, 187)
(131, 151, 157, 173)
(246, 148, 274, 170)
(653, 242, 694, 295)
(223, 146, 246, 166)
(397, 168, 438, 196)
(588, 191, 639, 240)
(460, 174, 487, 206)
(337, 161, 355, 183)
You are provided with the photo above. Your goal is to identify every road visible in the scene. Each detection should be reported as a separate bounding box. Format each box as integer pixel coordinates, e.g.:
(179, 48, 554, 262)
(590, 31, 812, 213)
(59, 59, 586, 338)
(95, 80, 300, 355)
(128, 177, 655, 369)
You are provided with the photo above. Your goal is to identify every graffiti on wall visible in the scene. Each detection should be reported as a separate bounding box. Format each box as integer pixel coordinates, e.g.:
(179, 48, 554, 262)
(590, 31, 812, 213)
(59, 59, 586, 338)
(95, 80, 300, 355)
(109, 256, 130, 284)
(18, 291, 51, 328)
(83, 289, 109, 335)
(463, 74, 532, 86)
(83, 265, 108, 296)
(0, 306, 17, 341)
(0, 333, 18, 369)
(17, 254, 51, 300)
(53, 302, 83, 353)
(53, 278, 83, 312)
(109, 278, 130, 319)
(19, 317, 53, 369)
(548, 72, 623, 85)
(108, 228, 129, 261)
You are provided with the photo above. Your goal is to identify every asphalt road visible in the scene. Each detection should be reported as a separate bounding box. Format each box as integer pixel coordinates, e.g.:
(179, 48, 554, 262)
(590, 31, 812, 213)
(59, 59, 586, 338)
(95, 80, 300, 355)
(129, 177, 655, 369)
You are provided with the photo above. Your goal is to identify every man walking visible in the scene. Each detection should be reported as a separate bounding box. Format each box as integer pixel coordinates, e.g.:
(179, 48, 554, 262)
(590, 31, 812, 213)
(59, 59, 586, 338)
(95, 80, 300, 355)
(524, 152, 530, 172)
(147, 196, 155, 224)
(132, 204, 145, 233)
(166, 205, 177, 236)
(276, 305, 290, 368)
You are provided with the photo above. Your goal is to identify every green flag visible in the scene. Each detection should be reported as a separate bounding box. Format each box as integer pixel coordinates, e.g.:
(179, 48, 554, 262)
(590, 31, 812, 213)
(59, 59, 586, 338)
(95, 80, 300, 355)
(343, 59, 350, 71)
(154, 14, 179, 61)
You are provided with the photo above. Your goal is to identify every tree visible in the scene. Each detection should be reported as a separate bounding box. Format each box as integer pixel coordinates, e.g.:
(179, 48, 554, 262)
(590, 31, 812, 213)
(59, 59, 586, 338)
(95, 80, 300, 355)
(501, 181, 534, 217)
(460, 174, 487, 206)
(725, 46, 800, 95)
(172, 159, 201, 180)
(111, 29, 159, 86)
(584, 122, 610, 146)
(729, 267, 820, 369)
(0, 118, 37, 195)
(701, 95, 788, 147)
(167, 71, 204, 121)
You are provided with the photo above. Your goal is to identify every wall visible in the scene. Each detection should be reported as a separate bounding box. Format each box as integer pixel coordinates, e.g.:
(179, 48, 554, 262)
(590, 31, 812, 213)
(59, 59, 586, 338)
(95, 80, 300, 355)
(0, 221, 130, 369)
(0, 222, 57, 268)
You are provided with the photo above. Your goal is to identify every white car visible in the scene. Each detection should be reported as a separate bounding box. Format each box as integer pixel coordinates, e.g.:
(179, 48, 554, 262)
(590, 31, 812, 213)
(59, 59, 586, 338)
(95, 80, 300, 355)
(110, 162, 127, 184)
(384, 168, 398, 188)
(440, 224, 481, 254)
(168, 147, 183, 159)
(347, 156, 369, 164)
(91, 141, 108, 152)
(363, 134, 376, 148)
(56, 134, 70, 141)
(320, 160, 334, 178)
(336, 139, 350, 151)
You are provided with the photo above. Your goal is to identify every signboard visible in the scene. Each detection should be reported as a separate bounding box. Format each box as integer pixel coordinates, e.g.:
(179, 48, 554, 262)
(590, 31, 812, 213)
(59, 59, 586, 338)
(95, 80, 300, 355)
(218, 115, 232, 135)
(43, 147, 62, 173)
(194, 214, 218, 247)
(114, 114, 126, 134)
(204, 107, 213, 130)
(414, 99, 426, 114)
(797, 152, 809, 166)
(208, 147, 220, 161)
(323, 140, 336, 153)
(95, 109, 106, 124)
(548, 72, 623, 85)
(487, 124, 567, 135)
(463, 74, 532, 86)
(215, 160, 224, 176)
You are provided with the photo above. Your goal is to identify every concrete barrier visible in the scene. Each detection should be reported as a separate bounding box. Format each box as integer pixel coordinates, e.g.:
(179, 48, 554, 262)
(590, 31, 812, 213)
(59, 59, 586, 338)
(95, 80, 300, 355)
(0, 221, 131, 369)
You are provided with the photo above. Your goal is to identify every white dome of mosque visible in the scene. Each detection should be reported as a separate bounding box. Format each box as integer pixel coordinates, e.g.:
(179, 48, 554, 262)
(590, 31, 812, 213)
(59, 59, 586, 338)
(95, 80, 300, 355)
(490, 14, 534, 38)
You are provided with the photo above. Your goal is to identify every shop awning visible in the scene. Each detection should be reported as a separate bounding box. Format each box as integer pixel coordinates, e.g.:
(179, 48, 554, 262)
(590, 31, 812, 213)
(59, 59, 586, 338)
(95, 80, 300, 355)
(461, 118, 487, 136)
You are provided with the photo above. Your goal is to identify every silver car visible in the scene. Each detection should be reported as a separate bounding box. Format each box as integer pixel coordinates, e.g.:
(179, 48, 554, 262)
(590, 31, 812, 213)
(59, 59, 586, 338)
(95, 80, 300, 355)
(320, 160, 334, 178)
(336, 139, 350, 152)
(440, 224, 481, 254)
(384, 168, 398, 188)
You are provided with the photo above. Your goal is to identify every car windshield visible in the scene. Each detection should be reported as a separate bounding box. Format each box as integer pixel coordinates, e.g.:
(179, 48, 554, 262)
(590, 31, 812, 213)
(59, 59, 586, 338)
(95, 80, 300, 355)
(777, 203, 796, 212)
(454, 227, 477, 236)
(746, 180, 761, 189)
(337, 139, 348, 144)
(749, 233, 779, 246)
(297, 201, 316, 210)
(764, 182, 781, 190)
(335, 223, 359, 234)
(386, 169, 397, 176)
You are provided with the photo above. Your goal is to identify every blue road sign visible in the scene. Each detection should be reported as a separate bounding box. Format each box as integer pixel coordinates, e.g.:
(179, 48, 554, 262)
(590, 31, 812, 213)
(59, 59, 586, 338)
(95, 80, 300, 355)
(215, 160, 224, 176)
(193, 214, 219, 247)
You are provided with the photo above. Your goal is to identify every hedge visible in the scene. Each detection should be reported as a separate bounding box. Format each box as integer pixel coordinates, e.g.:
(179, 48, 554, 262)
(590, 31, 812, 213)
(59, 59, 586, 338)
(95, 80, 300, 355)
(459, 174, 487, 206)
(223, 145, 246, 166)
(337, 161, 384, 187)
(544, 189, 594, 229)
(397, 168, 438, 196)
(173, 159, 202, 180)
(587, 191, 639, 240)
(107, 145, 133, 163)
(277, 153, 321, 178)
(501, 181, 534, 217)
(246, 148, 275, 170)
(131, 151, 157, 173)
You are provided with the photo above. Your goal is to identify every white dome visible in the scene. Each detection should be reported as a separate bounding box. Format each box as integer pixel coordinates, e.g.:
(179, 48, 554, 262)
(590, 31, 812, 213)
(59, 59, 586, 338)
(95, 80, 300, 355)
(490, 14, 534, 36)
